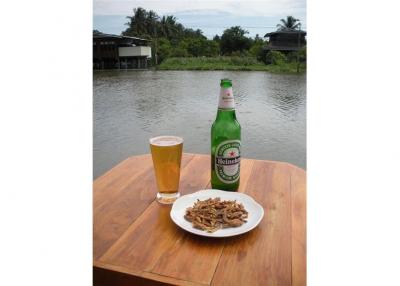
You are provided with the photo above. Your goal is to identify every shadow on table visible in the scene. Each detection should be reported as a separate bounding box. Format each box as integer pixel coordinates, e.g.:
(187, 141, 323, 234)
(94, 267, 171, 286)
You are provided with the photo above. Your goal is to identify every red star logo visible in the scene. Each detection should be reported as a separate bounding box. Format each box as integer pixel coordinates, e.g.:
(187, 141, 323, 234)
(229, 151, 235, 157)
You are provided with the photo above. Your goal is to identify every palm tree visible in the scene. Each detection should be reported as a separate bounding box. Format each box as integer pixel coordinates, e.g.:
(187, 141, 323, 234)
(160, 15, 178, 39)
(276, 16, 301, 31)
(124, 7, 148, 36)
(146, 10, 159, 36)
(159, 16, 167, 37)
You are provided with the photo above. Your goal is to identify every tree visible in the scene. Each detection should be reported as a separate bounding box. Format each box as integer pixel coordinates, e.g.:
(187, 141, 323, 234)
(203, 40, 219, 57)
(178, 38, 219, 57)
(120, 7, 226, 62)
(249, 36, 264, 61)
(220, 26, 252, 55)
(156, 38, 172, 63)
(183, 28, 206, 40)
(170, 46, 189, 57)
(122, 7, 206, 43)
(123, 7, 149, 37)
(186, 39, 203, 57)
(146, 10, 159, 36)
(276, 16, 301, 31)
(159, 15, 179, 40)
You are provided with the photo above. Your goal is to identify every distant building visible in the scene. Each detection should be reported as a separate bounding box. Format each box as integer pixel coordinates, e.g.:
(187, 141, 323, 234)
(264, 30, 306, 54)
(93, 32, 152, 69)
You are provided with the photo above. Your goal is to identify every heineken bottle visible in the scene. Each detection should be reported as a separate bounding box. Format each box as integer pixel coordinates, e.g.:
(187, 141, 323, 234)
(211, 79, 241, 191)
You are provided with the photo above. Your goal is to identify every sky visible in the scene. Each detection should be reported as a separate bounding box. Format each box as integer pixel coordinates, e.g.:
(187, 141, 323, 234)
(93, 0, 306, 38)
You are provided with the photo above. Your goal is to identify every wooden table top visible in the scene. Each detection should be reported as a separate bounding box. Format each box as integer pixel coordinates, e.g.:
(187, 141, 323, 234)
(94, 153, 306, 286)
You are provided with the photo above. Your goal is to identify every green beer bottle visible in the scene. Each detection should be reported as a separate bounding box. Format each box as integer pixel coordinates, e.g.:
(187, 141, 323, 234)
(211, 79, 241, 191)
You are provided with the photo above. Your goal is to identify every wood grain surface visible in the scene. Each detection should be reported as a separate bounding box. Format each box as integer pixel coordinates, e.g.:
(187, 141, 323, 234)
(93, 153, 306, 286)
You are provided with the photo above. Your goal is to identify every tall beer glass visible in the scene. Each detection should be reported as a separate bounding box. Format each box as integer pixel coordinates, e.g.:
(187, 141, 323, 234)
(149, 136, 183, 204)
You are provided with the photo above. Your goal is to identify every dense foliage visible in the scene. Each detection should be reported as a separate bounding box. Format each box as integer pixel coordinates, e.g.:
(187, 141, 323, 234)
(120, 7, 267, 64)
(123, 8, 206, 42)
(116, 7, 305, 70)
(220, 26, 252, 55)
(159, 57, 306, 73)
(122, 7, 212, 62)
(265, 51, 287, 65)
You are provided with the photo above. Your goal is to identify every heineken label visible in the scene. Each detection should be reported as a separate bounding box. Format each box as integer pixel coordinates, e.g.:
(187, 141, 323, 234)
(218, 87, 235, 109)
(215, 140, 241, 183)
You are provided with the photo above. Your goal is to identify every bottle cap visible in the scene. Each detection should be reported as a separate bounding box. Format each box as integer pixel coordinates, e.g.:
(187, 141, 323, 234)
(220, 78, 232, 87)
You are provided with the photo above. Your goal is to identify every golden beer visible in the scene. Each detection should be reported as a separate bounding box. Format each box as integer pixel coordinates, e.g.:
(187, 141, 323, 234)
(149, 136, 183, 204)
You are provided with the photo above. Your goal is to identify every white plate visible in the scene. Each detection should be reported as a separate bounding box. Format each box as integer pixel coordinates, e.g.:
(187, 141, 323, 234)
(170, 189, 264, 237)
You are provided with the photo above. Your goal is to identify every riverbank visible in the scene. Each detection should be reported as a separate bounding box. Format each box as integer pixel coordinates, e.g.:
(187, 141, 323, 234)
(157, 57, 306, 73)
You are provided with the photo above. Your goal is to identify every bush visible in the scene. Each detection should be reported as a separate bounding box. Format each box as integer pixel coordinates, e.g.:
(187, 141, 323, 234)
(228, 50, 252, 57)
(176, 38, 219, 57)
(249, 41, 264, 61)
(298, 46, 307, 62)
(170, 47, 190, 57)
(286, 52, 298, 62)
(230, 56, 258, 65)
(155, 38, 172, 63)
(286, 47, 307, 63)
(158, 56, 306, 73)
(203, 40, 219, 57)
(159, 56, 264, 68)
(265, 51, 287, 65)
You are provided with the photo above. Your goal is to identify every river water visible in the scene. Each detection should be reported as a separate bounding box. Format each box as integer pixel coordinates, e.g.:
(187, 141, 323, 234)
(94, 70, 306, 178)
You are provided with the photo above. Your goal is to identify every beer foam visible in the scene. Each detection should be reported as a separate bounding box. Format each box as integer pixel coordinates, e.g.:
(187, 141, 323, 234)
(150, 136, 183, 146)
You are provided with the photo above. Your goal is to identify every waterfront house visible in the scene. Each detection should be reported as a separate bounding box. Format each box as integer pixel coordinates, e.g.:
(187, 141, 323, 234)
(93, 32, 152, 69)
(264, 30, 306, 54)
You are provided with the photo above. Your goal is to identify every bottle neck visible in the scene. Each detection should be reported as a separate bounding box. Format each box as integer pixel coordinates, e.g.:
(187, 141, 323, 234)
(218, 86, 235, 110)
(216, 108, 237, 121)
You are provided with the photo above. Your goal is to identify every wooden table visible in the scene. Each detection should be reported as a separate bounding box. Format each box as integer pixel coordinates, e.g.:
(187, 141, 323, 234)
(94, 153, 306, 286)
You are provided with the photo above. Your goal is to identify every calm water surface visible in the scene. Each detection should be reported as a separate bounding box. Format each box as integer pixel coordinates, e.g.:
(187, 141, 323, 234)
(94, 70, 306, 178)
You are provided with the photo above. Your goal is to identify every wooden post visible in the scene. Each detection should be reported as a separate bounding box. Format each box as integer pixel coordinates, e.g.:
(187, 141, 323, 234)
(155, 40, 158, 66)
(297, 24, 301, 73)
(153, 25, 158, 66)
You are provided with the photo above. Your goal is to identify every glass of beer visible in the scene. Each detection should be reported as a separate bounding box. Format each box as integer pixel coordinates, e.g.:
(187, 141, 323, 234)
(149, 135, 183, 204)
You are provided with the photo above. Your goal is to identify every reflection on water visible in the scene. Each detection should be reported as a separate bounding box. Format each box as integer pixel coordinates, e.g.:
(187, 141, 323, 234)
(94, 70, 306, 178)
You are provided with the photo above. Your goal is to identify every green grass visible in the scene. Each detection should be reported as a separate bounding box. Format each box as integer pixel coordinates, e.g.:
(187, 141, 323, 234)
(157, 57, 306, 73)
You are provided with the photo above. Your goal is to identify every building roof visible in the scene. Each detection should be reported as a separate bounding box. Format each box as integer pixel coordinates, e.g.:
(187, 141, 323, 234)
(93, 32, 150, 42)
(264, 30, 306, 37)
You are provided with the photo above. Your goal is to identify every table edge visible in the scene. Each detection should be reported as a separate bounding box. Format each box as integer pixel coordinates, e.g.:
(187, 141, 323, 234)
(94, 153, 306, 186)
(94, 260, 208, 286)
(122, 153, 306, 172)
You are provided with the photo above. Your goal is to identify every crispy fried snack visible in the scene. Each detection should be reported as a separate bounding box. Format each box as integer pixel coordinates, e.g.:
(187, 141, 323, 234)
(184, 197, 248, 233)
